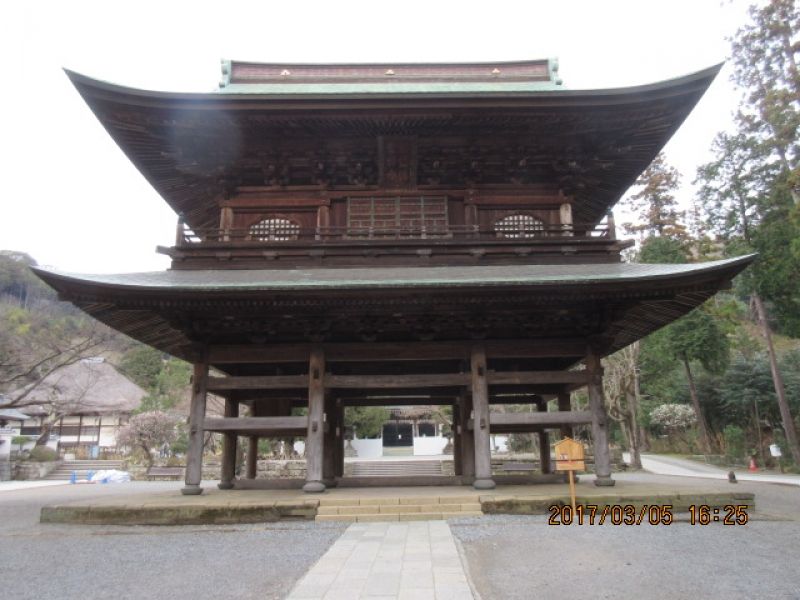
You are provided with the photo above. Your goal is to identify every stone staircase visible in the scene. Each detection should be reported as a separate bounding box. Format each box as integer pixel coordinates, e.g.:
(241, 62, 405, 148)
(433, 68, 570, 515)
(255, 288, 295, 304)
(44, 460, 126, 481)
(316, 493, 483, 522)
(350, 460, 444, 478)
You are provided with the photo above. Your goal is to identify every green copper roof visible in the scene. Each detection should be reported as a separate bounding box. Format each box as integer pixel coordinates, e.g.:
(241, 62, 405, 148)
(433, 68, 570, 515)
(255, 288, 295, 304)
(33, 256, 755, 293)
(215, 81, 567, 95)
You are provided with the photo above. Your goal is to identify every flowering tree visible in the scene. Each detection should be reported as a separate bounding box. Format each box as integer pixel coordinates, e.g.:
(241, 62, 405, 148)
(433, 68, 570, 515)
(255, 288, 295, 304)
(649, 404, 697, 435)
(117, 411, 179, 468)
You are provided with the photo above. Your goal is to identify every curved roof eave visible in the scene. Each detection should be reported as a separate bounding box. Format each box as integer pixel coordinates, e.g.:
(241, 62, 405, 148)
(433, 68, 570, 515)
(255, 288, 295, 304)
(63, 63, 722, 107)
(31, 254, 755, 296)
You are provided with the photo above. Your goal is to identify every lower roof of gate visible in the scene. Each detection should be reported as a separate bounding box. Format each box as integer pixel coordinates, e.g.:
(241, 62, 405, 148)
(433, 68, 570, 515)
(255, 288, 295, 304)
(32, 255, 754, 364)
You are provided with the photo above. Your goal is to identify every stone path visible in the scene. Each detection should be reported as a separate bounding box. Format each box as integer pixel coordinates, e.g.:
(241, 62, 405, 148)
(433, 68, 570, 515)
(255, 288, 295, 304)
(639, 454, 800, 487)
(287, 521, 475, 600)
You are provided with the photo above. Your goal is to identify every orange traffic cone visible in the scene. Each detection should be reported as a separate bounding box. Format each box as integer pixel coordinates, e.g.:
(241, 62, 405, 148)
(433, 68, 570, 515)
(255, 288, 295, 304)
(748, 457, 758, 472)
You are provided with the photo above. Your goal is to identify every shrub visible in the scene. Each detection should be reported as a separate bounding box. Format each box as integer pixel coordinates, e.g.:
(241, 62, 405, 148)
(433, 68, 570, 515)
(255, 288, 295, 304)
(723, 425, 745, 461)
(29, 446, 57, 462)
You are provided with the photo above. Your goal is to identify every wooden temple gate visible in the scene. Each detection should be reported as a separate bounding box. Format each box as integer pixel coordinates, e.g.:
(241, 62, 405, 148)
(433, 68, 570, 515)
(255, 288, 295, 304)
(35, 58, 754, 495)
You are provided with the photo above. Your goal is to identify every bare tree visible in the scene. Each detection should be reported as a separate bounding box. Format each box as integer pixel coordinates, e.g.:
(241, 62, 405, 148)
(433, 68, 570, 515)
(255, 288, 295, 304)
(603, 343, 644, 469)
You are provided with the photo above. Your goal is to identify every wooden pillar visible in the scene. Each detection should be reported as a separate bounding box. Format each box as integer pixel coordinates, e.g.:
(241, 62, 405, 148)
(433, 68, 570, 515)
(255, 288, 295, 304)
(246, 436, 258, 479)
(334, 401, 345, 478)
(303, 346, 326, 493)
(471, 345, 495, 489)
(218, 398, 239, 489)
(322, 395, 338, 486)
(182, 360, 208, 495)
(587, 350, 615, 487)
(557, 391, 574, 439)
(457, 391, 475, 479)
(452, 401, 462, 476)
(536, 398, 552, 474)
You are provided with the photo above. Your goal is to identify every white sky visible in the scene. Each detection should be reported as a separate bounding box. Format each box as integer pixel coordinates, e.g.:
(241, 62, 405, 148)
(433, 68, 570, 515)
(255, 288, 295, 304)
(0, 0, 752, 273)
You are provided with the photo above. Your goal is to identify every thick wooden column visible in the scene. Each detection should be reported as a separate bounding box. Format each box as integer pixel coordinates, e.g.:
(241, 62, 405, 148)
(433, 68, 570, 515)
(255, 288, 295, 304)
(557, 391, 574, 439)
(303, 346, 326, 493)
(452, 401, 462, 476)
(182, 361, 208, 495)
(536, 397, 552, 474)
(457, 391, 475, 479)
(218, 398, 239, 489)
(587, 350, 615, 487)
(334, 400, 345, 478)
(322, 395, 338, 486)
(471, 345, 495, 490)
(246, 436, 258, 479)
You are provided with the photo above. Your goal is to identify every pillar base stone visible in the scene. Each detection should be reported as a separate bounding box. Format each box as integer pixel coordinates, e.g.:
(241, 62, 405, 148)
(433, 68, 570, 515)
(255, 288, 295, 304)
(303, 480, 327, 493)
(181, 485, 203, 495)
(473, 478, 496, 490)
(594, 475, 616, 487)
(217, 481, 235, 490)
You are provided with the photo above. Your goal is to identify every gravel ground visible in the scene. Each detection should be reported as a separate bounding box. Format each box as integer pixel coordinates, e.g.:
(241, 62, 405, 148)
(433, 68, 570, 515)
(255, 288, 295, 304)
(0, 483, 346, 600)
(450, 478, 800, 600)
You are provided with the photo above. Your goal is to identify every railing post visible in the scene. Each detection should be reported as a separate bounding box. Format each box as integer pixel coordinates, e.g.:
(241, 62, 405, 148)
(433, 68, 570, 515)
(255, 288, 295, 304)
(560, 202, 573, 237)
(175, 213, 185, 247)
(606, 210, 617, 240)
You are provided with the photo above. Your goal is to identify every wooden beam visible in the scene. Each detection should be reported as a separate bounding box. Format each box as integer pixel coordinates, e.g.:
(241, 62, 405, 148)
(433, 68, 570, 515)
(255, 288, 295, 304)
(327, 373, 470, 389)
(489, 411, 593, 427)
(204, 416, 308, 436)
(207, 339, 586, 364)
(343, 396, 456, 407)
(207, 375, 309, 391)
(487, 370, 589, 385)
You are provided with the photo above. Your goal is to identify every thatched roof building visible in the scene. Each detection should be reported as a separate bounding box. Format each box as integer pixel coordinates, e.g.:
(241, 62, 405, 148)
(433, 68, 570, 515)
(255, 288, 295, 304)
(5, 358, 145, 417)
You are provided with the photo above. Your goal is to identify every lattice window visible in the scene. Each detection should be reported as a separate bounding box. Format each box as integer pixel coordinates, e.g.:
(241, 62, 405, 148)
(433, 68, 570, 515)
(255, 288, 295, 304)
(249, 218, 300, 241)
(494, 214, 545, 238)
(346, 196, 448, 237)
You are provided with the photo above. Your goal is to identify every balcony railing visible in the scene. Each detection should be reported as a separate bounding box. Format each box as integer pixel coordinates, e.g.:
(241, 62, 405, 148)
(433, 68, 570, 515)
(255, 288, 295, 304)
(176, 223, 614, 247)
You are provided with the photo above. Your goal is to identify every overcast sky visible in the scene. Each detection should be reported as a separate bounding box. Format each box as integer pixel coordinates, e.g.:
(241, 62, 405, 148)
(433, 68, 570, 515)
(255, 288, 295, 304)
(1, 0, 752, 274)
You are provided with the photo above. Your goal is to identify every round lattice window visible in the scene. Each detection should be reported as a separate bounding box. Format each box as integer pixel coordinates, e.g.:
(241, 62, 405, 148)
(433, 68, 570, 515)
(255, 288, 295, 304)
(494, 214, 545, 238)
(249, 218, 300, 241)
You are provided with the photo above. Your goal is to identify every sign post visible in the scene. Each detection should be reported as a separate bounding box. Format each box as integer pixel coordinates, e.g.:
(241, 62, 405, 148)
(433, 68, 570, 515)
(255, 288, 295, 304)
(554, 437, 585, 516)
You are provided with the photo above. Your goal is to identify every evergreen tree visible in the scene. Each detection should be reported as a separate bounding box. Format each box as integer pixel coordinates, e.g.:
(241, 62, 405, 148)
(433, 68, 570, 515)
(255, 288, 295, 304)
(692, 0, 800, 464)
(622, 153, 688, 240)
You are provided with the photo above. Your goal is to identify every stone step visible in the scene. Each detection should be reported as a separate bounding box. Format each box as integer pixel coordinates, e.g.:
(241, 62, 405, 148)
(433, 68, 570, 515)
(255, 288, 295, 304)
(316, 511, 484, 522)
(315, 493, 483, 521)
(350, 461, 443, 477)
(318, 502, 482, 516)
(44, 461, 125, 480)
(318, 494, 480, 507)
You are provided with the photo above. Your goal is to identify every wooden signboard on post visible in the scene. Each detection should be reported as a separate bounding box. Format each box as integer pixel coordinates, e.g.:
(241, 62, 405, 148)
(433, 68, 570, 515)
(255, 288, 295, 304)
(554, 437, 585, 515)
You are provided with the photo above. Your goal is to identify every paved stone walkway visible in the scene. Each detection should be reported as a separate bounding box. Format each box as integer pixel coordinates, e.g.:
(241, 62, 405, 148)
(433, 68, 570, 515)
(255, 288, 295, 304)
(287, 521, 475, 599)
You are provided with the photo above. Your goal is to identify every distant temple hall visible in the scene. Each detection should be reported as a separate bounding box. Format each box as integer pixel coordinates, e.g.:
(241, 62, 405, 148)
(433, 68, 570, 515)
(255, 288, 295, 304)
(36, 59, 752, 493)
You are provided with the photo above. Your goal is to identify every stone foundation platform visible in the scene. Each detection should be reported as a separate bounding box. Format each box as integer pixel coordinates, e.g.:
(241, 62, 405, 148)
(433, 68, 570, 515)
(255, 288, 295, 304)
(39, 476, 755, 526)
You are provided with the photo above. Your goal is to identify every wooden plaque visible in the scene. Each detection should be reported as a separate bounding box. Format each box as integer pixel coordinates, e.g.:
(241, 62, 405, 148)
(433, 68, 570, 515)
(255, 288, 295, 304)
(554, 437, 585, 471)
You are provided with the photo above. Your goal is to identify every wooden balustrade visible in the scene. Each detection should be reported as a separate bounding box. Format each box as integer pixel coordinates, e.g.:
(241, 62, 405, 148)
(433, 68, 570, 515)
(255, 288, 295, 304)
(175, 223, 612, 247)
